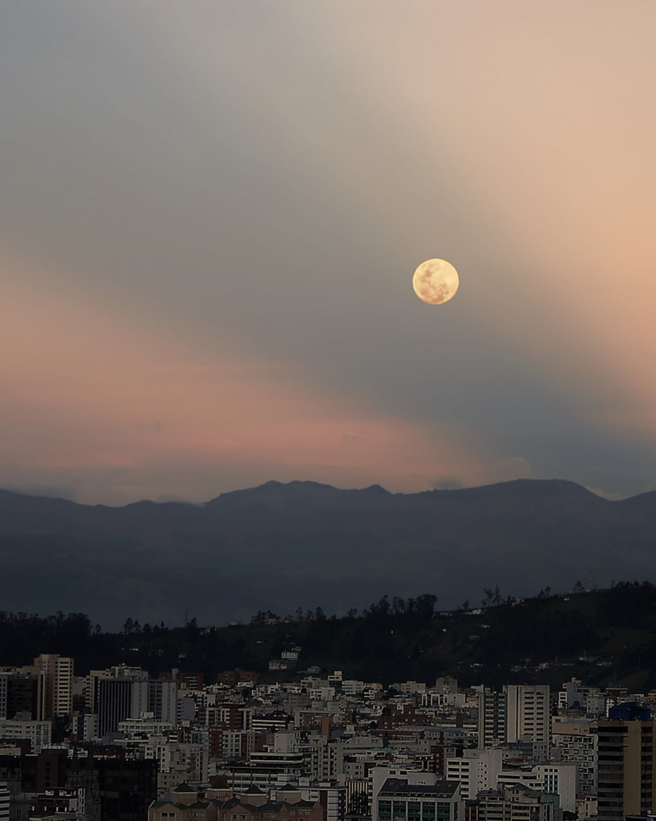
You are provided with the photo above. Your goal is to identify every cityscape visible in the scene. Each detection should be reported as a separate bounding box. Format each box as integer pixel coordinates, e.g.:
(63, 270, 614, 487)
(2, 3, 656, 821)
(0, 629, 653, 821)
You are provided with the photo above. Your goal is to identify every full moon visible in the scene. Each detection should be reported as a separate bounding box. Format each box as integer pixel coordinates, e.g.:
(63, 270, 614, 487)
(412, 258, 459, 305)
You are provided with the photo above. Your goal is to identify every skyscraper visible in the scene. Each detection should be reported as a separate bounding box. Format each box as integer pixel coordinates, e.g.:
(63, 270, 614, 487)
(33, 654, 74, 719)
(505, 685, 550, 745)
(478, 685, 550, 749)
(598, 704, 656, 821)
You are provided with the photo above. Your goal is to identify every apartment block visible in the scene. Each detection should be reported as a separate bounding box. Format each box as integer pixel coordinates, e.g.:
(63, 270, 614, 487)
(597, 706, 656, 821)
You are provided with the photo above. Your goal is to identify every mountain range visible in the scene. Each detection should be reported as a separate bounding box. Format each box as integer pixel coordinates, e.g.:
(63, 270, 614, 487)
(2, 478, 656, 630)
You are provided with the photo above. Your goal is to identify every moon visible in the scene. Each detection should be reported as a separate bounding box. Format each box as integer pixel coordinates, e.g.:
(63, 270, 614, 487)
(412, 258, 459, 305)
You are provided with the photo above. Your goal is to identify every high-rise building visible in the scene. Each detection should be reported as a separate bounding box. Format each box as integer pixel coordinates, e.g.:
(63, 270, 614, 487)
(597, 704, 656, 821)
(478, 689, 506, 749)
(505, 685, 550, 745)
(478, 686, 550, 749)
(33, 654, 74, 719)
(98, 678, 133, 736)
(131, 680, 178, 724)
(0, 671, 41, 720)
(98, 677, 179, 736)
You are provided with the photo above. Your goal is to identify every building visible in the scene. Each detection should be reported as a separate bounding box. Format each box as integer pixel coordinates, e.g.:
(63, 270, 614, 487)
(98, 678, 133, 736)
(34, 655, 74, 719)
(471, 785, 557, 821)
(478, 687, 550, 750)
(495, 763, 576, 813)
(551, 718, 597, 795)
(0, 782, 9, 821)
(0, 719, 51, 753)
(505, 686, 550, 746)
(29, 787, 86, 819)
(227, 750, 310, 792)
(373, 774, 462, 821)
(0, 748, 156, 821)
(446, 750, 503, 800)
(131, 680, 178, 726)
(98, 675, 179, 738)
(478, 690, 506, 750)
(0, 671, 42, 721)
(597, 705, 656, 821)
(149, 782, 220, 821)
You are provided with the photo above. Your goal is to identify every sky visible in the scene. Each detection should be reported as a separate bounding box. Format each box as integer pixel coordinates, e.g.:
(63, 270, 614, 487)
(1, 1, 656, 506)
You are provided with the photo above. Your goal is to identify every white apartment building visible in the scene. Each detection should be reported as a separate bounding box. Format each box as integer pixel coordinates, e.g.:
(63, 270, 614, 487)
(552, 717, 597, 795)
(497, 762, 576, 812)
(308, 735, 345, 781)
(118, 716, 174, 737)
(0, 719, 51, 753)
(342, 681, 366, 697)
(445, 749, 503, 800)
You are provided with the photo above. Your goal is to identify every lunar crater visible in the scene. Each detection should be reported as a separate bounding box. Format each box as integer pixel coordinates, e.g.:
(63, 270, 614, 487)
(412, 258, 459, 305)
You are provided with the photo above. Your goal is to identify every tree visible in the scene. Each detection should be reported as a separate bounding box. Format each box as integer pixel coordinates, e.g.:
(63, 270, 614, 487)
(482, 586, 502, 607)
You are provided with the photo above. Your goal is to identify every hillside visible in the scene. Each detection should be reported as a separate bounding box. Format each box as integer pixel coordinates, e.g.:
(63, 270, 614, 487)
(1, 479, 656, 629)
(1, 585, 656, 689)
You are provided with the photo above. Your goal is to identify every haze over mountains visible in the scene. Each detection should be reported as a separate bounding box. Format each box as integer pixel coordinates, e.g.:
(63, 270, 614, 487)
(1, 478, 656, 630)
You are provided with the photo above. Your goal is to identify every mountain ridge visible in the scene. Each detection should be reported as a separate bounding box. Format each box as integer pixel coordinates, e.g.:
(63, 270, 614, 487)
(0, 476, 630, 509)
(1, 478, 655, 630)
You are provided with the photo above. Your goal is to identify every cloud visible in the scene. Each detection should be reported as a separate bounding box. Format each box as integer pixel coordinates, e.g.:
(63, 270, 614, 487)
(584, 486, 627, 502)
(499, 457, 532, 481)
(3, 3, 656, 504)
(4, 483, 77, 502)
(0, 268, 484, 505)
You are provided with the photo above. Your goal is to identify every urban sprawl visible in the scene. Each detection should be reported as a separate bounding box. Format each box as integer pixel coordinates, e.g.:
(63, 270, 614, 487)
(0, 654, 649, 821)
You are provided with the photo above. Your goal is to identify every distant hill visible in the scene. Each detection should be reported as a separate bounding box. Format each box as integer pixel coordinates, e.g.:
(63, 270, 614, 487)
(2, 585, 656, 689)
(1, 478, 656, 630)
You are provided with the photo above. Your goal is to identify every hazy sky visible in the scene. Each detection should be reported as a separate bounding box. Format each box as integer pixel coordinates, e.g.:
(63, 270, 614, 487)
(2, 1, 656, 505)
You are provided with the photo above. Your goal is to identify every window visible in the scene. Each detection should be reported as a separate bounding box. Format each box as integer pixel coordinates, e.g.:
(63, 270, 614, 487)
(393, 801, 406, 819)
(422, 803, 435, 820)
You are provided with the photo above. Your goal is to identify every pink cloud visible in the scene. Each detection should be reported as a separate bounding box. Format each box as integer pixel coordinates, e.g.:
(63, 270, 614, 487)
(0, 259, 489, 503)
